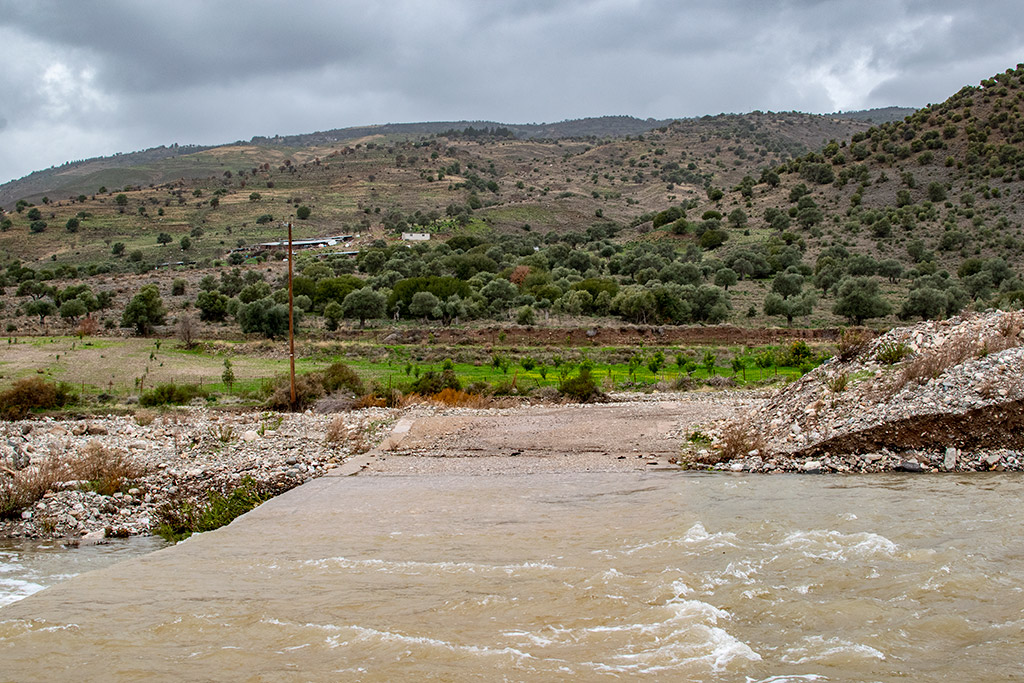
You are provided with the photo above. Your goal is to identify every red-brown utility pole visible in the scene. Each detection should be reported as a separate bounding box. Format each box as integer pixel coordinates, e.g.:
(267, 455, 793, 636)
(287, 222, 296, 407)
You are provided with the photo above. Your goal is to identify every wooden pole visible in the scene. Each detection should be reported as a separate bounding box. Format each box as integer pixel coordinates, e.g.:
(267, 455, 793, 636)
(288, 222, 297, 407)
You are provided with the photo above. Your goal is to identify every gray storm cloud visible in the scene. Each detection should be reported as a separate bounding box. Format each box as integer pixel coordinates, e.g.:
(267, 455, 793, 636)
(1, 0, 1023, 183)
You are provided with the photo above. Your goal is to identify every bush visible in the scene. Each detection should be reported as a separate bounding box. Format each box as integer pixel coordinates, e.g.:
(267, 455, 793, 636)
(410, 369, 461, 395)
(140, 382, 208, 407)
(0, 459, 64, 518)
(874, 341, 912, 365)
(0, 378, 77, 420)
(154, 477, 269, 543)
(558, 367, 602, 402)
(70, 442, 145, 496)
(264, 372, 324, 410)
(321, 362, 365, 396)
(836, 328, 873, 361)
(712, 422, 765, 463)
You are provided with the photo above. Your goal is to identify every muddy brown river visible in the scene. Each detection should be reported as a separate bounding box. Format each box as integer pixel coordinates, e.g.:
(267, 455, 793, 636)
(1, 471, 1021, 681)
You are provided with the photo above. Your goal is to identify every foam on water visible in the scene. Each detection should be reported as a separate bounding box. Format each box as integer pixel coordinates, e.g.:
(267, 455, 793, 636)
(778, 529, 899, 561)
(0, 554, 46, 607)
(781, 635, 886, 665)
(261, 617, 534, 661)
(616, 521, 741, 556)
(306, 556, 563, 575)
(0, 578, 46, 607)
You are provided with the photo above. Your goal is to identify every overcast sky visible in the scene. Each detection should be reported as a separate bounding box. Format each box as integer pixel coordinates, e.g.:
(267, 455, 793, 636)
(1, 0, 1022, 184)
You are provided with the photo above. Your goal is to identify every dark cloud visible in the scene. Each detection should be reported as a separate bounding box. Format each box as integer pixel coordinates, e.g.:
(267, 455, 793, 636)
(1, 0, 1023, 183)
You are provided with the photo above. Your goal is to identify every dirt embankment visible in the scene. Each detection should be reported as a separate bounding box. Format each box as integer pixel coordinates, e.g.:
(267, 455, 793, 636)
(702, 310, 1024, 473)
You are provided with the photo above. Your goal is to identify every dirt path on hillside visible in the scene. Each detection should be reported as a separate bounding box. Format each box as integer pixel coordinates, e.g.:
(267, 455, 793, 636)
(356, 394, 758, 475)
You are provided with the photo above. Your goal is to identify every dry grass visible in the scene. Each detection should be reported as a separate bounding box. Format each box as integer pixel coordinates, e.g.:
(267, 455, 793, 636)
(0, 441, 145, 517)
(0, 459, 64, 518)
(324, 417, 369, 453)
(986, 311, 1024, 354)
(68, 441, 147, 496)
(428, 388, 492, 408)
(716, 421, 767, 461)
(896, 333, 975, 388)
(133, 408, 156, 426)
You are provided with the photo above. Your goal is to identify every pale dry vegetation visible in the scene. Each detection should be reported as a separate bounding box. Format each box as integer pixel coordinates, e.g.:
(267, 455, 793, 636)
(0, 441, 146, 517)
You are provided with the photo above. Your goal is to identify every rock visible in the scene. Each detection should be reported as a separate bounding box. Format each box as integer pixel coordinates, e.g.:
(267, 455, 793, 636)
(943, 447, 957, 471)
(86, 424, 108, 435)
(730, 462, 745, 472)
(241, 431, 259, 442)
(895, 461, 924, 473)
(802, 460, 822, 473)
(81, 529, 106, 543)
(49, 426, 69, 436)
(983, 452, 1002, 467)
(864, 453, 883, 463)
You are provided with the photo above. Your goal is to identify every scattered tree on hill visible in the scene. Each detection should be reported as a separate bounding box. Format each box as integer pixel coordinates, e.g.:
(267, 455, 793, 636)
(832, 277, 891, 325)
(342, 287, 386, 328)
(24, 299, 56, 324)
(121, 284, 166, 335)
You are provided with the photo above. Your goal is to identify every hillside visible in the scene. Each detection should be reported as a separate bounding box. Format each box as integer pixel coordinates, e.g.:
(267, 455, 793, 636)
(0, 67, 1021, 346)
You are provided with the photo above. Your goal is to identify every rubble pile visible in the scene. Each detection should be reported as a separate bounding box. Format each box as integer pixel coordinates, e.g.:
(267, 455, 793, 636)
(709, 310, 1024, 473)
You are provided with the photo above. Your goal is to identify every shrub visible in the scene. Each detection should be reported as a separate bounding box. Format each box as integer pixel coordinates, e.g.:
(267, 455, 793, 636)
(716, 421, 766, 461)
(0, 459, 64, 518)
(0, 378, 77, 420)
(321, 362, 365, 396)
(324, 416, 352, 445)
(836, 328, 873, 361)
(134, 409, 156, 426)
(411, 369, 461, 395)
(776, 340, 813, 367)
(874, 341, 912, 365)
(154, 477, 269, 543)
(558, 367, 602, 402)
(824, 372, 849, 393)
(140, 382, 208, 407)
(264, 372, 324, 410)
(70, 442, 145, 496)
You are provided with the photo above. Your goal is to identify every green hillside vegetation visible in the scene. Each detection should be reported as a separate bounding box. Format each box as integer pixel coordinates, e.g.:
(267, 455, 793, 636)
(1, 66, 1023, 359)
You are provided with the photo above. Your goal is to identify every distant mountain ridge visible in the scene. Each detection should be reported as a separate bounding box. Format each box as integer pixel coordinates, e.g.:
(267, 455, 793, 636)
(0, 110, 909, 207)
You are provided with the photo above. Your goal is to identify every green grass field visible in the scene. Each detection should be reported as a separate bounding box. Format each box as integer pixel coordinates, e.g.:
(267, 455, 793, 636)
(0, 335, 819, 408)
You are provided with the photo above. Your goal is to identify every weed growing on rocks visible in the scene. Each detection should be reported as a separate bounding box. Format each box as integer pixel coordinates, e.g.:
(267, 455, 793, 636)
(71, 442, 145, 496)
(154, 476, 269, 543)
(836, 328, 873, 361)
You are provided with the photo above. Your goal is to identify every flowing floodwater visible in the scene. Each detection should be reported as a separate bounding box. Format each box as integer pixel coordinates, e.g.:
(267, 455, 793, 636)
(1, 472, 1022, 681)
(0, 536, 166, 608)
